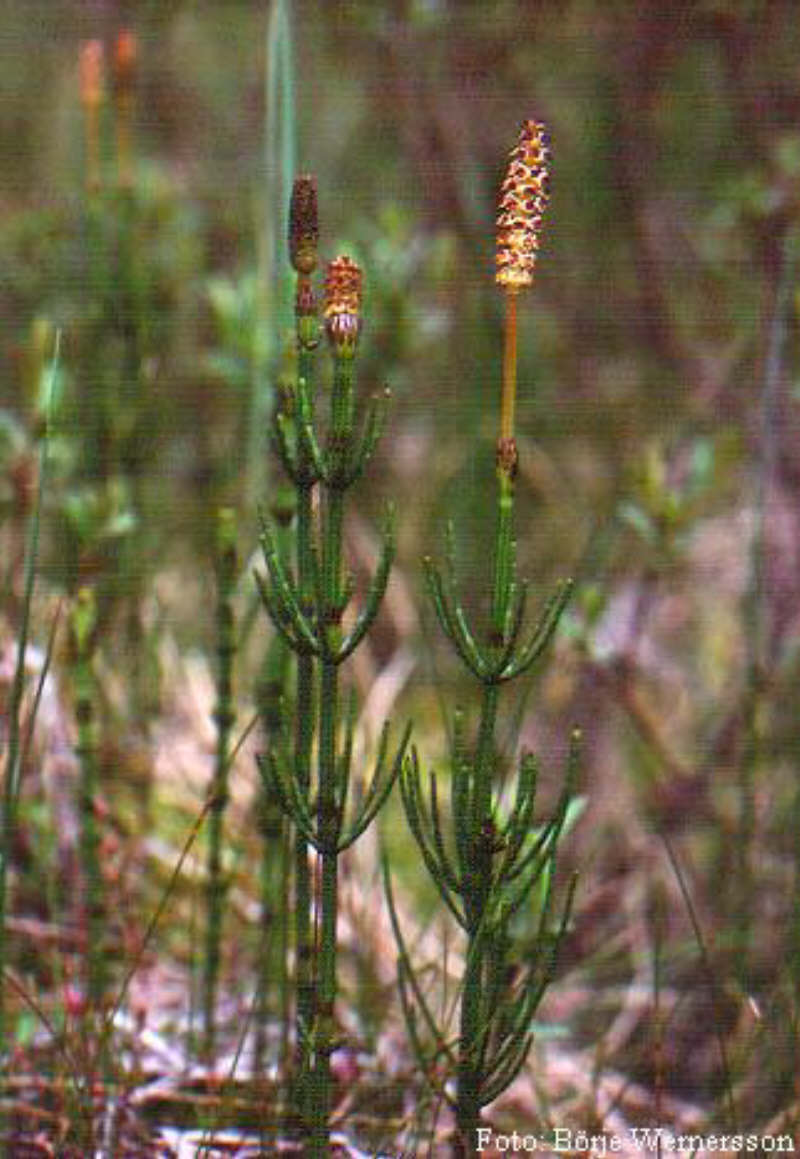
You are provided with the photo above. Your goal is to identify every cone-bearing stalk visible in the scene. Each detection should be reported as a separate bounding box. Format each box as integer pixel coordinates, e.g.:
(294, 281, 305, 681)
(257, 220, 407, 1156)
(389, 119, 575, 1158)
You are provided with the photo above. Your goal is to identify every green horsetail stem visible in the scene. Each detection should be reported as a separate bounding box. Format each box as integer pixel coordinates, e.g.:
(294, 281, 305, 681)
(203, 507, 237, 1061)
(254, 481, 296, 1079)
(253, 627, 292, 1078)
(306, 329, 356, 1158)
(70, 587, 106, 1009)
(289, 174, 319, 1119)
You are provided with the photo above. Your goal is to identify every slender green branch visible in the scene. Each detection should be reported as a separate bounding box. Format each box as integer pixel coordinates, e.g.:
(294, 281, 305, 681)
(340, 721, 411, 850)
(383, 856, 458, 1072)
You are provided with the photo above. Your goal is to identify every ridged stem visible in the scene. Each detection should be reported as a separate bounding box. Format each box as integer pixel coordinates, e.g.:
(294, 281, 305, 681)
(309, 660, 340, 1157)
(294, 344, 316, 1113)
(203, 509, 237, 1061)
(458, 672, 500, 1153)
(308, 354, 352, 1157)
(457, 289, 519, 1155)
(491, 471, 515, 638)
(70, 591, 106, 1012)
(254, 634, 291, 1077)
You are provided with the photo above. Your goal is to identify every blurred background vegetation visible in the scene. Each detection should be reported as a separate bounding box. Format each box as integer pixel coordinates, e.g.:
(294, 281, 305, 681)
(2, 0, 800, 1145)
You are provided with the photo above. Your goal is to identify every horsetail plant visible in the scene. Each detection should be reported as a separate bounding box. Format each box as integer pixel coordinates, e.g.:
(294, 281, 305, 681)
(385, 120, 578, 1157)
(203, 507, 237, 1061)
(256, 184, 410, 1154)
